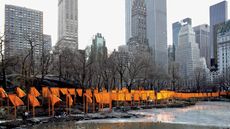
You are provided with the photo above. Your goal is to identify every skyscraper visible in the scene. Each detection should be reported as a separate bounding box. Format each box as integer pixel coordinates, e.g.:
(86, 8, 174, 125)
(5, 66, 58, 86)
(210, 0, 228, 67)
(215, 20, 230, 77)
(4, 5, 43, 58)
(90, 33, 108, 62)
(176, 23, 204, 79)
(125, 0, 133, 43)
(146, 0, 168, 71)
(172, 22, 182, 48)
(172, 18, 192, 49)
(57, 0, 78, 50)
(193, 24, 210, 68)
(126, 0, 168, 72)
(127, 0, 149, 54)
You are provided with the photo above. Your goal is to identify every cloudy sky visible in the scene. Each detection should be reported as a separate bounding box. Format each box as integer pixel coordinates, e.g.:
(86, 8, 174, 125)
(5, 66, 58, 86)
(0, 0, 229, 53)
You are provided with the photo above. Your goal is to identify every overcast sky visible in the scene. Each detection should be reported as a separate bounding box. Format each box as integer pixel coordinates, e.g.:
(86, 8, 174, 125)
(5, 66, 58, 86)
(0, 0, 229, 53)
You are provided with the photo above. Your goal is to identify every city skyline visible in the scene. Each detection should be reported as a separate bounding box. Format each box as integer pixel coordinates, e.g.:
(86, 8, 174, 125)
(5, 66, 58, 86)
(1, 0, 230, 53)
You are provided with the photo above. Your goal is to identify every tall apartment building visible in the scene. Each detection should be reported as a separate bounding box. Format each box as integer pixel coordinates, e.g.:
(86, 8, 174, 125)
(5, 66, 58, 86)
(126, 0, 168, 72)
(4, 5, 43, 59)
(125, 0, 133, 44)
(216, 20, 230, 77)
(176, 23, 204, 79)
(210, 1, 228, 67)
(57, 0, 78, 50)
(146, 0, 168, 71)
(127, 0, 149, 55)
(172, 18, 192, 63)
(172, 18, 192, 49)
(193, 24, 210, 68)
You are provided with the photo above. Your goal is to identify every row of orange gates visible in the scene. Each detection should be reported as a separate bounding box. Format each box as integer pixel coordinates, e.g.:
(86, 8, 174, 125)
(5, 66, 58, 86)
(0, 86, 229, 118)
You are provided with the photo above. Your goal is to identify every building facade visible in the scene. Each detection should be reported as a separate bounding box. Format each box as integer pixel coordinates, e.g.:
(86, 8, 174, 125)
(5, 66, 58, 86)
(176, 23, 204, 79)
(146, 0, 168, 72)
(90, 33, 108, 62)
(193, 24, 210, 68)
(168, 45, 175, 63)
(43, 34, 52, 52)
(216, 20, 230, 78)
(172, 18, 192, 63)
(125, 0, 133, 43)
(210, 0, 228, 67)
(126, 0, 168, 72)
(172, 18, 192, 49)
(4, 5, 43, 59)
(127, 0, 150, 55)
(57, 0, 78, 50)
(172, 22, 182, 49)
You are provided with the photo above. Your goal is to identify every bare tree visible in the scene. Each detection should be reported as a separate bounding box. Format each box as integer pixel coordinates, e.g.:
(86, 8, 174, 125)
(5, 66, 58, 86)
(194, 67, 206, 92)
(111, 51, 128, 90)
(40, 39, 53, 83)
(168, 62, 180, 91)
(0, 34, 18, 88)
(126, 54, 149, 90)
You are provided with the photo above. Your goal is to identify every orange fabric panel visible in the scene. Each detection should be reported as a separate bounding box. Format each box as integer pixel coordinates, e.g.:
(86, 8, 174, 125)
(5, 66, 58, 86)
(8, 94, 24, 107)
(67, 94, 73, 106)
(50, 88, 60, 97)
(111, 92, 118, 101)
(179, 93, 190, 99)
(198, 93, 203, 98)
(157, 93, 165, 100)
(29, 87, 40, 97)
(203, 93, 208, 97)
(94, 89, 99, 94)
(131, 90, 135, 94)
(42, 87, 51, 98)
(133, 93, 140, 101)
(60, 88, 68, 95)
(140, 90, 145, 95)
(212, 92, 219, 97)
(68, 88, 76, 95)
(193, 93, 198, 98)
(94, 93, 101, 103)
(172, 92, 221, 99)
(122, 88, 129, 93)
(0, 87, 8, 98)
(28, 94, 40, 107)
(146, 90, 154, 97)
(174, 93, 181, 99)
(50, 94, 61, 106)
(149, 93, 156, 100)
(160, 90, 175, 99)
(118, 90, 123, 93)
(112, 90, 117, 93)
(141, 93, 147, 100)
(125, 93, 132, 101)
(76, 89, 82, 97)
(220, 92, 227, 96)
(86, 89, 92, 97)
(101, 92, 111, 104)
(84, 93, 92, 103)
(102, 89, 107, 93)
(16, 87, 26, 98)
(117, 93, 125, 101)
(135, 90, 141, 96)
